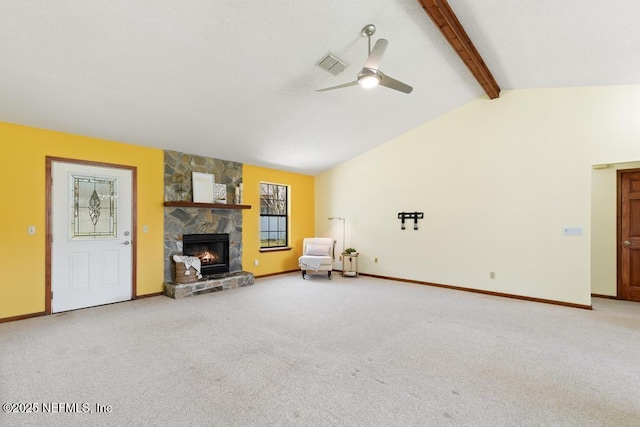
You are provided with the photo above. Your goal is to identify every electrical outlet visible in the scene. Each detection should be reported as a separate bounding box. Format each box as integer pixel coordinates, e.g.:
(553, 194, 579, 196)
(254, 259, 259, 266)
(490, 272, 495, 279)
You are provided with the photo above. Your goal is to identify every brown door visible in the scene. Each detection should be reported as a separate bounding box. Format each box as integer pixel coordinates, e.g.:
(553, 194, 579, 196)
(618, 169, 640, 301)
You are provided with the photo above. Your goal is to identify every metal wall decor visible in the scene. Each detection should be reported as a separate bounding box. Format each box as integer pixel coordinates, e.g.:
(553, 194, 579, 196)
(398, 211, 423, 230)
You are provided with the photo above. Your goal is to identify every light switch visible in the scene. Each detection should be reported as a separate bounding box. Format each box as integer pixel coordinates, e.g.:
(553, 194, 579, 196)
(143, 225, 149, 233)
(562, 227, 583, 236)
(28, 226, 36, 235)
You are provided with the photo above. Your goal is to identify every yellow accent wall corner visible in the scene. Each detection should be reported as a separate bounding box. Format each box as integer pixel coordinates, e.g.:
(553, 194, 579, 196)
(0, 122, 165, 320)
(242, 165, 314, 277)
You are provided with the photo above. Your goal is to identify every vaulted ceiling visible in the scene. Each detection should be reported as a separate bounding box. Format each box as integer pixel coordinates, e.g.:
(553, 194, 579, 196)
(1, 1, 639, 174)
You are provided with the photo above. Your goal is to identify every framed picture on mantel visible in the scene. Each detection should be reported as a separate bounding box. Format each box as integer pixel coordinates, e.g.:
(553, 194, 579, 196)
(214, 183, 227, 204)
(192, 172, 215, 203)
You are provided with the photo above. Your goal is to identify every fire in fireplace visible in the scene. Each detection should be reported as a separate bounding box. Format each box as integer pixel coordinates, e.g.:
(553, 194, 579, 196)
(182, 233, 229, 276)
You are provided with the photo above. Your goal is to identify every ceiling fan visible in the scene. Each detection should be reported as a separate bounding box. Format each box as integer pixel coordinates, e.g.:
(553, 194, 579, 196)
(317, 24, 413, 94)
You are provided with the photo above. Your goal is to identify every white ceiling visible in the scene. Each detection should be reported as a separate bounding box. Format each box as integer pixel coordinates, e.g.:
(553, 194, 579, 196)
(1, 1, 639, 174)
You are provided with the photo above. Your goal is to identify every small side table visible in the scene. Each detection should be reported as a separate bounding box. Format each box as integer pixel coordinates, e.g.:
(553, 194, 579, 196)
(342, 253, 359, 277)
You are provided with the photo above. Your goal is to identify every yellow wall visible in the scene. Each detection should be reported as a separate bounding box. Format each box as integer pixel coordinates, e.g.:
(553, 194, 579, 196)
(316, 86, 640, 307)
(0, 122, 165, 320)
(242, 165, 315, 276)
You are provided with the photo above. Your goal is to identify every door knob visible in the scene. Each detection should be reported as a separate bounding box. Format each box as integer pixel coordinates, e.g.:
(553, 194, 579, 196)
(623, 240, 635, 246)
(123, 241, 130, 245)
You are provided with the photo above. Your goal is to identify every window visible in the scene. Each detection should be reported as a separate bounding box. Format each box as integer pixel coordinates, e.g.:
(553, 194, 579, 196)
(260, 183, 288, 248)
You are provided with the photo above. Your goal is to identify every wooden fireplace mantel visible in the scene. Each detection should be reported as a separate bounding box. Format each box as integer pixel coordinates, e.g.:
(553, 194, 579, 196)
(163, 201, 252, 209)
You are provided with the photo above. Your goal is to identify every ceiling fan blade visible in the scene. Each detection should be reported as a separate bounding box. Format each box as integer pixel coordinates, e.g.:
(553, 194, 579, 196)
(316, 80, 359, 92)
(379, 72, 413, 94)
(364, 38, 388, 70)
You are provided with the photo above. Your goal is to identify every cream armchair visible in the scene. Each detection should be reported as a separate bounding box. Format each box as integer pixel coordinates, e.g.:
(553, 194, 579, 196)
(299, 237, 335, 279)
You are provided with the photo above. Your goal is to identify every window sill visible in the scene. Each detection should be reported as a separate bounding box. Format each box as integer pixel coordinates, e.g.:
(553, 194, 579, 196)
(259, 247, 292, 253)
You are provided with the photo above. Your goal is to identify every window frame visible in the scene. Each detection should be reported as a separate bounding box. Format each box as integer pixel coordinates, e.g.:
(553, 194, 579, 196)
(259, 182, 289, 250)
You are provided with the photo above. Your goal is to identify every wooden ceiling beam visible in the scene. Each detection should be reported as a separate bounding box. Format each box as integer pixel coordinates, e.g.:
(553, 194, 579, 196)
(417, 0, 500, 99)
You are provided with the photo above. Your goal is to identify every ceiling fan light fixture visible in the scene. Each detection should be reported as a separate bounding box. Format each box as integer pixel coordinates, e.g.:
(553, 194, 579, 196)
(359, 74, 380, 88)
(358, 69, 381, 89)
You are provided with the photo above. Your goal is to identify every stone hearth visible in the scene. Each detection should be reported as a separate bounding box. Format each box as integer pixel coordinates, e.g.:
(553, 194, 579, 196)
(164, 271, 255, 299)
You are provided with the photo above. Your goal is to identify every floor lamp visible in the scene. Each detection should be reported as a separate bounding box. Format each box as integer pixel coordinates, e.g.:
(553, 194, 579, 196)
(327, 217, 345, 256)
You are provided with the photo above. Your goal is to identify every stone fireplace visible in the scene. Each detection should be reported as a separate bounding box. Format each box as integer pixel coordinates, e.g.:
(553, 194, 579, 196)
(162, 150, 254, 297)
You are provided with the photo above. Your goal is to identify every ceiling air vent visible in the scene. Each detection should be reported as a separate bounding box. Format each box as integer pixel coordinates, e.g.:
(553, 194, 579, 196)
(316, 53, 348, 76)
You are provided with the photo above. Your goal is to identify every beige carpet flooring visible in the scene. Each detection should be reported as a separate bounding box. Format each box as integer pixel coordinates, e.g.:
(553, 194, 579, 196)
(1, 273, 639, 426)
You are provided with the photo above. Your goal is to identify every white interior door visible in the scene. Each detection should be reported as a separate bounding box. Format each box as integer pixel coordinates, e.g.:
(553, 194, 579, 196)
(51, 162, 133, 313)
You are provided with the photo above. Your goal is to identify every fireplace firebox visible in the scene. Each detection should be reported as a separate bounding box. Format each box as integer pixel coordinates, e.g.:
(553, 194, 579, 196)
(182, 233, 229, 277)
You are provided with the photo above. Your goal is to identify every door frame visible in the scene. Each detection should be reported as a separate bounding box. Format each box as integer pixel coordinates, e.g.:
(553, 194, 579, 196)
(616, 167, 640, 299)
(45, 156, 138, 314)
